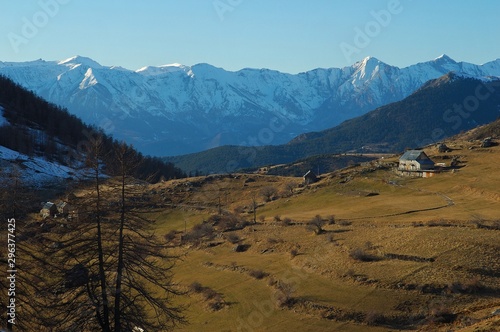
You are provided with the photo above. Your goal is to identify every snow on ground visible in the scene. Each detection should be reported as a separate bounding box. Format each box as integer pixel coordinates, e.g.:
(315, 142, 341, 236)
(0, 145, 84, 185)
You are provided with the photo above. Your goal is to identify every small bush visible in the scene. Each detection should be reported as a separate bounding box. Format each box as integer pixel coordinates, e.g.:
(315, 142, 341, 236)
(248, 269, 268, 280)
(306, 214, 325, 234)
(281, 217, 292, 226)
(226, 233, 240, 244)
(427, 305, 456, 324)
(164, 230, 177, 242)
(364, 311, 383, 325)
(189, 282, 204, 293)
(260, 186, 278, 202)
(290, 249, 298, 258)
(447, 277, 482, 294)
(273, 215, 281, 222)
(186, 222, 214, 243)
(202, 287, 218, 301)
(349, 248, 379, 262)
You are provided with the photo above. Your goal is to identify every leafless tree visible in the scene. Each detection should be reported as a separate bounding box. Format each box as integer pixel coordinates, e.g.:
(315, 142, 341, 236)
(260, 186, 278, 202)
(22, 137, 185, 331)
(306, 214, 326, 234)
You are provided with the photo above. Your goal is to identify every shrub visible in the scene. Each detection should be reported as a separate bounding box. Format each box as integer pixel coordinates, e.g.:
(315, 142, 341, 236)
(281, 217, 292, 226)
(208, 213, 240, 231)
(226, 233, 240, 244)
(202, 287, 218, 301)
(285, 181, 296, 195)
(306, 214, 325, 234)
(248, 269, 268, 280)
(273, 215, 281, 222)
(207, 295, 225, 311)
(260, 186, 278, 202)
(447, 277, 482, 294)
(164, 230, 177, 242)
(427, 305, 456, 324)
(190, 222, 214, 240)
(290, 249, 298, 258)
(349, 248, 379, 262)
(364, 311, 383, 325)
(189, 281, 204, 293)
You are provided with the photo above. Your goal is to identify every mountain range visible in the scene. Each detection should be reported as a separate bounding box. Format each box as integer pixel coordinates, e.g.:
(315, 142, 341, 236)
(1, 55, 499, 156)
(166, 73, 500, 174)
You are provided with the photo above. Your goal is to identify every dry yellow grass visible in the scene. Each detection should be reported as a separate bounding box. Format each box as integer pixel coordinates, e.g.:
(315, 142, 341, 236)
(128, 138, 500, 331)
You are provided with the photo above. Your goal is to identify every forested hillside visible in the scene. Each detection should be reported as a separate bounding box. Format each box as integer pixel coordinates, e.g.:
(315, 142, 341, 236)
(0, 75, 185, 182)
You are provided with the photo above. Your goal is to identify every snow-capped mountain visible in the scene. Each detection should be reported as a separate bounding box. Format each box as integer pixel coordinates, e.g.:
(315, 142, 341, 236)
(1, 55, 499, 156)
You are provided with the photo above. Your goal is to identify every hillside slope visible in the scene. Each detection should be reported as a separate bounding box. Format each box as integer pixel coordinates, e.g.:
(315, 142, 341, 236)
(142, 128, 500, 331)
(167, 74, 500, 174)
(0, 75, 185, 184)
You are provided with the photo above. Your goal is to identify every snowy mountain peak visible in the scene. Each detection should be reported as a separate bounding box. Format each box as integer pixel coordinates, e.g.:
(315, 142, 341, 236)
(1, 55, 499, 156)
(136, 63, 191, 76)
(351, 56, 385, 82)
(362, 56, 381, 64)
(58, 55, 103, 68)
(434, 54, 456, 64)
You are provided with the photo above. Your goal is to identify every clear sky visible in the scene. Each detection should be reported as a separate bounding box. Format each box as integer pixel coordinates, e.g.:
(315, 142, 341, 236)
(1, 0, 499, 73)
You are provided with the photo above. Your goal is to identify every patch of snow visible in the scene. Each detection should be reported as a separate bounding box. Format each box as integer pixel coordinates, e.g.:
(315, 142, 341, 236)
(58, 55, 103, 69)
(0, 145, 84, 185)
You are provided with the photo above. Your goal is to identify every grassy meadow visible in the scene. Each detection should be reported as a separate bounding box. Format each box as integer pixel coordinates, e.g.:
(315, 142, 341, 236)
(138, 137, 500, 331)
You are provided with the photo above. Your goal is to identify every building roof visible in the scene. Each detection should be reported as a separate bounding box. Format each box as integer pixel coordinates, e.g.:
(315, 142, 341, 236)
(42, 202, 56, 210)
(400, 150, 423, 161)
(303, 170, 317, 178)
(399, 150, 434, 165)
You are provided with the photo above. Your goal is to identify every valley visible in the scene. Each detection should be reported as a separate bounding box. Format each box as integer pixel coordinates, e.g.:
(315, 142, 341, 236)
(3, 2, 500, 331)
(79, 132, 500, 331)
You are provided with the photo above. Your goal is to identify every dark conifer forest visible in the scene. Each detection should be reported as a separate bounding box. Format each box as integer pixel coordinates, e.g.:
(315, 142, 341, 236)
(0, 75, 185, 182)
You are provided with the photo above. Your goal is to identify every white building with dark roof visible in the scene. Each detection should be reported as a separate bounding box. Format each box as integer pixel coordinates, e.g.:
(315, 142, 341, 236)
(398, 150, 436, 177)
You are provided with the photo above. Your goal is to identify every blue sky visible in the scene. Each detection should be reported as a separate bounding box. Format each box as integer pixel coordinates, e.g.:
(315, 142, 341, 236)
(1, 0, 499, 73)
